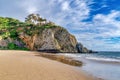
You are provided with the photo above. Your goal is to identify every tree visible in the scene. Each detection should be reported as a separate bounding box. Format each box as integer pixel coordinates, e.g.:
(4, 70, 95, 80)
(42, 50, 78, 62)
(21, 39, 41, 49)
(25, 14, 47, 26)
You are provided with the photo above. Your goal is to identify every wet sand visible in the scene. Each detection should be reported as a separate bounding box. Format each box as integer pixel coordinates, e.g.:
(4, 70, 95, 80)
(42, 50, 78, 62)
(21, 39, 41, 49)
(0, 50, 97, 80)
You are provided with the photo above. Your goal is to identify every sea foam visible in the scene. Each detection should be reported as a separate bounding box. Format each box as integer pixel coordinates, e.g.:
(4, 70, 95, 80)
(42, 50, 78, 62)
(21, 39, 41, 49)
(86, 57, 120, 62)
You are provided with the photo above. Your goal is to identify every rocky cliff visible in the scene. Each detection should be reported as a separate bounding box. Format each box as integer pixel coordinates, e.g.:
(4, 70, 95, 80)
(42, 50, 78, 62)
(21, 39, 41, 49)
(0, 14, 90, 53)
(19, 27, 78, 52)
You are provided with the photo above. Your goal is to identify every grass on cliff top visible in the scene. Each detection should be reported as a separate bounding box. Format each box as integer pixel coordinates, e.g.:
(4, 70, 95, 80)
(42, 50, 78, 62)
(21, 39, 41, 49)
(0, 17, 60, 37)
(0, 16, 68, 39)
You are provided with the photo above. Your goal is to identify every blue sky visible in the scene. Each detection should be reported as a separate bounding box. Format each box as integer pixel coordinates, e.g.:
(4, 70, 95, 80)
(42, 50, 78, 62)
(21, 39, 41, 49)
(0, 0, 120, 51)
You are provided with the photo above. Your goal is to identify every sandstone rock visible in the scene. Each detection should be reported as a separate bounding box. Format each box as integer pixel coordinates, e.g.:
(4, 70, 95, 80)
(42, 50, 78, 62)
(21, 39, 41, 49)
(19, 27, 78, 53)
(0, 39, 8, 47)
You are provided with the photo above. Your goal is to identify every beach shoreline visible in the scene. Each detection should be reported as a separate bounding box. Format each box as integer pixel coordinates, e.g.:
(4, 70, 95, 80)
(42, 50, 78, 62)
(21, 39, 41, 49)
(0, 50, 100, 80)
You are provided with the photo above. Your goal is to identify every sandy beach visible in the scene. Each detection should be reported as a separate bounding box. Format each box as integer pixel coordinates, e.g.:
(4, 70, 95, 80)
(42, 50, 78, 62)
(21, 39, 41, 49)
(0, 50, 97, 80)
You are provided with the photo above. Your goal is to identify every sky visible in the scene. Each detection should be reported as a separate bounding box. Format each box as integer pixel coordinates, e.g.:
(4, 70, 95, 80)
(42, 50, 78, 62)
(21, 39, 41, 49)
(0, 0, 120, 51)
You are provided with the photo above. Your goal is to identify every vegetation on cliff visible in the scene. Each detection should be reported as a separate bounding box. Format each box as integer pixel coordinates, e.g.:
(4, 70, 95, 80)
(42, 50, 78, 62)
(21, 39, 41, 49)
(0, 14, 56, 49)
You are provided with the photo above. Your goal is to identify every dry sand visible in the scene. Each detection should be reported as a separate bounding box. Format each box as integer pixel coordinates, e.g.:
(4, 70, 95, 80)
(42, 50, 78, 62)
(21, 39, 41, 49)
(0, 50, 97, 80)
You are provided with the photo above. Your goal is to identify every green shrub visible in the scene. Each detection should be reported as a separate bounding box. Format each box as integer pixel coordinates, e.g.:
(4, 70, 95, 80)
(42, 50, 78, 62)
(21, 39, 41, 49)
(7, 42, 29, 50)
(10, 30, 18, 39)
(8, 43, 16, 49)
(1, 32, 10, 39)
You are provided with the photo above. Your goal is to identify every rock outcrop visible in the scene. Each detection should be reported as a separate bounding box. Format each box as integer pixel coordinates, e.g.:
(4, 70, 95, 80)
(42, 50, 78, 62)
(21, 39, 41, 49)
(76, 43, 90, 53)
(19, 27, 78, 53)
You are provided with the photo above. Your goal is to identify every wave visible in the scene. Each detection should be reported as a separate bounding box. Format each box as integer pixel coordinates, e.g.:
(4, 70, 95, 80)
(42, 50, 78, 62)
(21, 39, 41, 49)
(60, 53, 83, 58)
(60, 53, 120, 63)
(86, 57, 120, 62)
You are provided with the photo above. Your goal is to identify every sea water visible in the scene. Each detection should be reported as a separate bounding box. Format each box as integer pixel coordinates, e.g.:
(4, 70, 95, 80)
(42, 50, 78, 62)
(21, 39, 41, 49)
(61, 52, 120, 80)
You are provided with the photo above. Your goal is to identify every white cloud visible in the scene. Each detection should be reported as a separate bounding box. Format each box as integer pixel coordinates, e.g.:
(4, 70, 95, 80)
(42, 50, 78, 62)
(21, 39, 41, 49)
(27, 6, 38, 14)
(61, 1, 70, 11)
(93, 10, 120, 37)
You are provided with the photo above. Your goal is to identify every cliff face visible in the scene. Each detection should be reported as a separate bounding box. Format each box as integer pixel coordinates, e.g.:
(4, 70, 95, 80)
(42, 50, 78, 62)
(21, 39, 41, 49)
(0, 15, 90, 53)
(19, 27, 78, 53)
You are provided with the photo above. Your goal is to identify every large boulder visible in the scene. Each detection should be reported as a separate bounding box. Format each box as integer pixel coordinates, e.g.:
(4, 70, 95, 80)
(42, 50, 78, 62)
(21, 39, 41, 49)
(76, 43, 90, 53)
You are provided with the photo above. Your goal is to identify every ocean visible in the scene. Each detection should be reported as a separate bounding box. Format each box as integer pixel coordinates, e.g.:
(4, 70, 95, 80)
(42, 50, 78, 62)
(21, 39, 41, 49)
(61, 52, 120, 80)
